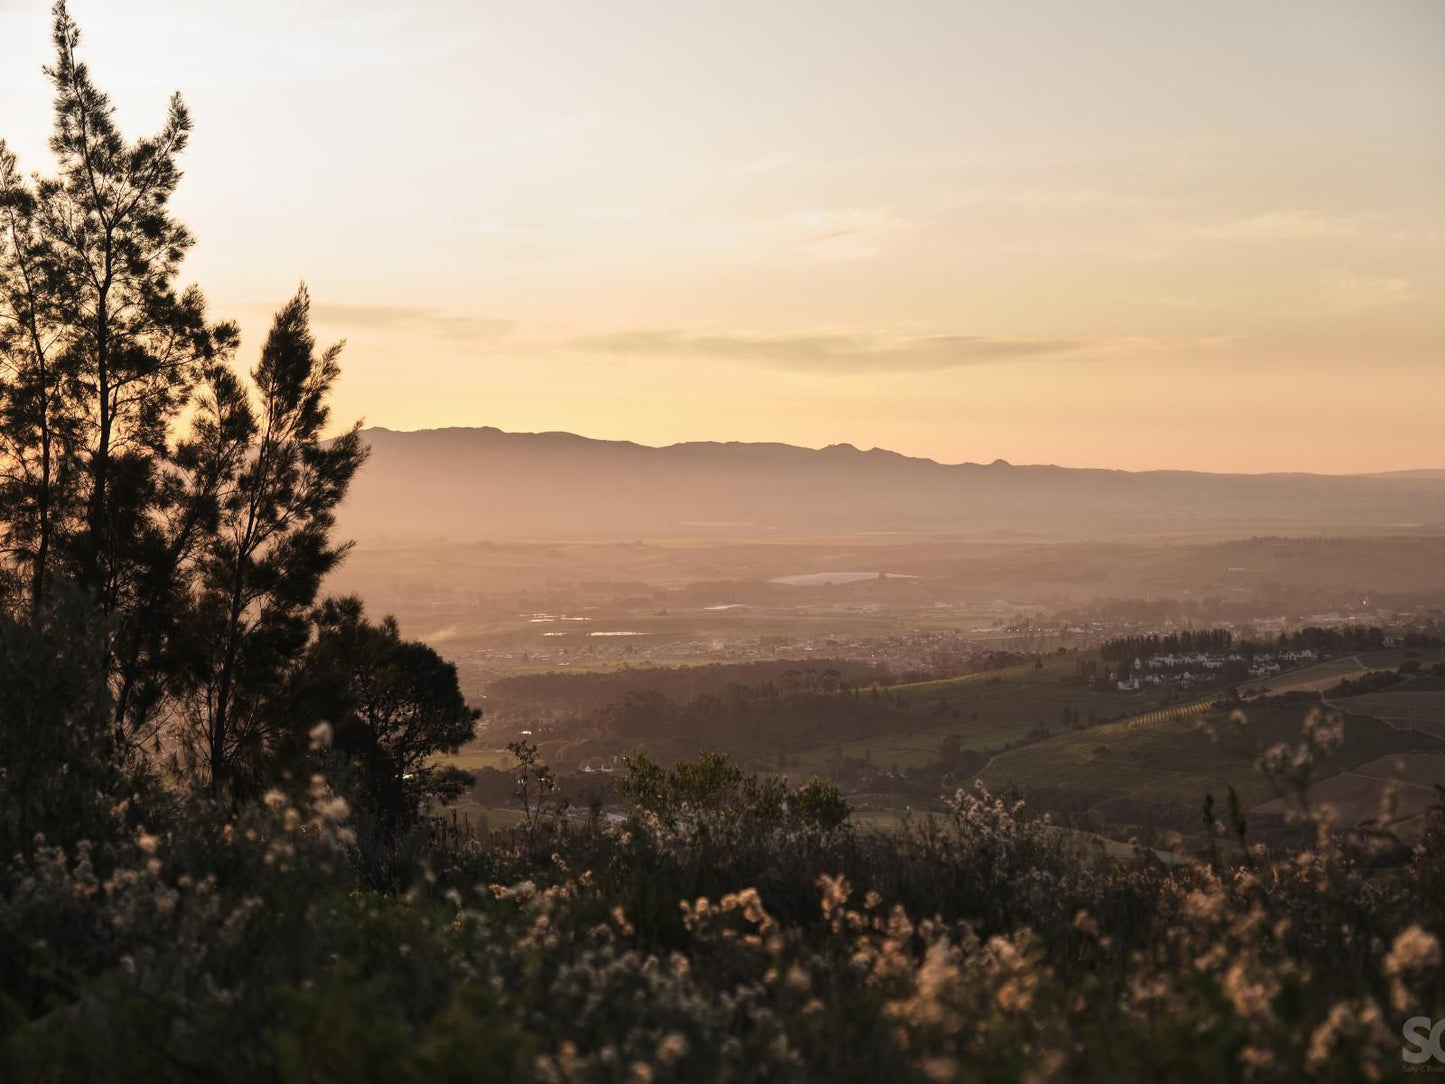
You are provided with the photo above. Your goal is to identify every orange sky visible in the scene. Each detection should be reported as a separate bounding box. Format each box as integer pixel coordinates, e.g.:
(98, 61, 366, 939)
(2, 1, 1442, 472)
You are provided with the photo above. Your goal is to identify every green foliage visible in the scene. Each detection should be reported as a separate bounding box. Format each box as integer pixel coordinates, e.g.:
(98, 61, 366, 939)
(617, 750, 745, 821)
(0, 3, 242, 761)
(506, 739, 562, 842)
(982, 698, 1445, 838)
(0, 0, 475, 871)
(0, 2, 404, 816)
(615, 750, 846, 836)
(1326, 669, 1408, 698)
(792, 777, 851, 831)
(312, 597, 478, 826)
(176, 289, 367, 800)
(3, 753, 1444, 1081)
(0, 584, 123, 867)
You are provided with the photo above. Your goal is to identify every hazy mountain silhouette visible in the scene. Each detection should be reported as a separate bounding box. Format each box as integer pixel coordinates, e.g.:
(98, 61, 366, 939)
(339, 427, 1445, 541)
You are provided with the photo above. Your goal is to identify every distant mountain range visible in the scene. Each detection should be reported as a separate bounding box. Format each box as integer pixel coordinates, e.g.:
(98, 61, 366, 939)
(337, 426, 1445, 541)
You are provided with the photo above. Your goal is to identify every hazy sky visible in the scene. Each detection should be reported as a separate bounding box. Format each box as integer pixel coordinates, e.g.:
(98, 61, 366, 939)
(2, 0, 1441, 472)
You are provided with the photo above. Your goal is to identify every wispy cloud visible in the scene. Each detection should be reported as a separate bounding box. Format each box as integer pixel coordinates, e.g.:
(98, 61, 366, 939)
(308, 303, 514, 343)
(1195, 209, 1370, 241)
(566, 329, 1080, 374)
(770, 208, 906, 260)
(942, 186, 1166, 211)
(452, 204, 913, 270)
(508, 206, 907, 268)
(1312, 270, 1414, 314)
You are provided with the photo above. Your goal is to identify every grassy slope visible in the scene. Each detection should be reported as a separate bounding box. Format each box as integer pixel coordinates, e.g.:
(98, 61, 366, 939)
(444, 649, 1445, 841)
(1253, 751, 1445, 825)
(979, 698, 1445, 825)
(1249, 647, 1445, 696)
(794, 653, 1184, 771)
(1331, 691, 1445, 737)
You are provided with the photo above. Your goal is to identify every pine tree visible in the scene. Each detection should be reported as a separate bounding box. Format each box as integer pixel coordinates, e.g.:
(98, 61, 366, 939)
(2, 5, 374, 799)
(179, 290, 367, 800)
(308, 596, 478, 835)
(36, 4, 237, 604)
(1, 3, 241, 755)
(0, 144, 70, 618)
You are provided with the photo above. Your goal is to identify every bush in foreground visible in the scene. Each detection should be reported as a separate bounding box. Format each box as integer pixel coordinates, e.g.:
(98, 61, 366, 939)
(3, 736, 1445, 1082)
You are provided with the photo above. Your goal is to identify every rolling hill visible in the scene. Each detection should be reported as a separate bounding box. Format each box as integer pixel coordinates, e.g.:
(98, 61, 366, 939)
(337, 426, 1445, 541)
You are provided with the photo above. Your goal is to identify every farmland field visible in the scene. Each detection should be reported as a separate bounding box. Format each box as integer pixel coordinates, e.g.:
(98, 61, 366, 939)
(443, 746, 517, 772)
(1354, 646, 1445, 669)
(1253, 751, 1445, 825)
(791, 721, 995, 773)
(888, 653, 1084, 698)
(1327, 691, 1445, 738)
(1246, 657, 1370, 695)
(1245, 647, 1445, 696)
(978, 699, 1445, 831)
(792, 662, 1185, 773)
(792, 691, 1175, 772)
(427, 801, 527, 832)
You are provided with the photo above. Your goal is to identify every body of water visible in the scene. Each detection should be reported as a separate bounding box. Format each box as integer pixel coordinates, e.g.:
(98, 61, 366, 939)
(769, 571, 919, 587)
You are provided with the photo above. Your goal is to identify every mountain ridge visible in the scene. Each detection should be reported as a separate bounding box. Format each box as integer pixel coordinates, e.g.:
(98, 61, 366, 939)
(357, 425, 1440, 480)
(338, 426, 1445, 542)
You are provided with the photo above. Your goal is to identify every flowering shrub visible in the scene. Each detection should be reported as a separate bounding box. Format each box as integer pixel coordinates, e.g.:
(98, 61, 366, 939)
(3, 728, 1445, 1081)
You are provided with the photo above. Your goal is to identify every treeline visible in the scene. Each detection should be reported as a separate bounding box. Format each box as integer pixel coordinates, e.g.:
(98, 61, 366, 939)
(1100, 629, 1235, 663)
(1321, 658, 1444, 699)
(1102, 624, 1442, 666)
(569, 682, 922, 766)
(488, 658, 891, 713)
(1273, 625, 1437, 653)
(0, 7, 476, 871)
(1070, 592, 1445, 628)
(1326, 670, 1408, 698)
(1278, 625, 1387, 652)
(489, 650, 1056, 722)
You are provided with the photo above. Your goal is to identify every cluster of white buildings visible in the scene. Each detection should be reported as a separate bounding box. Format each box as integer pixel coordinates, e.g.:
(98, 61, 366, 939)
(1250, 649, 1319, 673)
(1116, 649, 1319, 691)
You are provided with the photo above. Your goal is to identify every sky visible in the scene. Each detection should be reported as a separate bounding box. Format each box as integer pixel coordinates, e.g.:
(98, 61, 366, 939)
(1, 0, 1441, 473)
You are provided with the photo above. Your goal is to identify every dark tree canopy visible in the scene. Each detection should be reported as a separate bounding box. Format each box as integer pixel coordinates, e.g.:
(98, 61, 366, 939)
(313, 597, 479, 832)
(0, 3, 473, 827)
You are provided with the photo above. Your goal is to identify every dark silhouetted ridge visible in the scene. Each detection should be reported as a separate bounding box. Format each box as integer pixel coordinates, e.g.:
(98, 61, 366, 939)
(338, 426, 1445, 541)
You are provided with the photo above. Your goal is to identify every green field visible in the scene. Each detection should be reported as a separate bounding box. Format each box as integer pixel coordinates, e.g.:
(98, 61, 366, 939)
(791, 724, 977, 774)
(805, 650, 1402, 786)
(797, 710, 1096, 775)
(429, 801, 526, 832)
(441, 745, 516, 772)
(979, 698, 1445, 830)
(1250, 647, 1445, 696)
(792, 653, 1191, 773)
(887, 653, 1083, 698)
(1247, 657, 1371, 696)
(444, 646, 1445, 841)
(1252, 751, 1445, 826)
(1355, 646, 1445, 669)
(1325, 691, 1445, 738)
(793, 690, 1181, 773)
